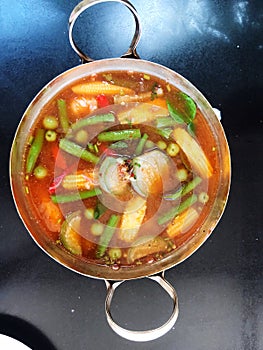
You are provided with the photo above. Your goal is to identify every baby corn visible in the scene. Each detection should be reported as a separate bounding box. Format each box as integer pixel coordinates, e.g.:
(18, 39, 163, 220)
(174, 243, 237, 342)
(62, 170, 95, 191)
(72, 82, 134, 96)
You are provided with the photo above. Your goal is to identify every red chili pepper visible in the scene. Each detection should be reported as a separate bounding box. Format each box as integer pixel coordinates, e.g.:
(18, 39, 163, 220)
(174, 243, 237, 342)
(48, 171, 67, 194)
(48, 163, 77, 194)
(96, 94, 110, 108)
(51, 143, 67, 169)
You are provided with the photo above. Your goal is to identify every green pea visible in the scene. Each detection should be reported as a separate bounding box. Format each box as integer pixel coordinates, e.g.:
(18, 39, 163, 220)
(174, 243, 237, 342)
(157, 140, 167, 150)
(43, 115, 58, 130)
(166, 142, 180, 157)
(75, 130, 89, 145)
(45, 130, 57, 142)
(198, 192, 209, 204)
(91, 222, 104, 236)
(108, 248, 122, 261)
(84, 208, 94, 220)
(33, 165, 48, 179)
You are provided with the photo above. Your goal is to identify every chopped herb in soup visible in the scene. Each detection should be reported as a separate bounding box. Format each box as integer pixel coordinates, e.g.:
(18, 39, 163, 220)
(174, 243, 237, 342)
(23, 71, 220, 268)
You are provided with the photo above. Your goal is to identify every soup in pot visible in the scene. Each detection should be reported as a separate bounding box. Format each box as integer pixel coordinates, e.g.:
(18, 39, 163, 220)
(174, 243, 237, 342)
(22, 70, 220, 268)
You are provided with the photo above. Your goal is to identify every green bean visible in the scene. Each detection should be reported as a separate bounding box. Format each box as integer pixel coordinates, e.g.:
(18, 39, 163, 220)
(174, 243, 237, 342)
(164, 176, 202, 201)
(110, 141, 128, 149)
(71, 113, 115, 131)
(26, 128, 45, 174)
(135, 133, 148, 155)
(59, 138, 99, 164)
(94, 201, 107, 219)
(96, 215, 119, 258)
(158, 194, 197, 225)
(98, 129, 141, 142)
(51, 188, 102, 204)
(57, 99, 69, 133)
(156, 117, 176, 128)
(157, 128, 172, 139)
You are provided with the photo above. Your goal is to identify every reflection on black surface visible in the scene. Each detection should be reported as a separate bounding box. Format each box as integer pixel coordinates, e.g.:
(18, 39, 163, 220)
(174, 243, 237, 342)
(0, 314, 56, 350)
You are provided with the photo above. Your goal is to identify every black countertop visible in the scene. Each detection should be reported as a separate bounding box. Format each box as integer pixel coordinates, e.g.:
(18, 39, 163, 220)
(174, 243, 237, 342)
(1, 1, 262, 349)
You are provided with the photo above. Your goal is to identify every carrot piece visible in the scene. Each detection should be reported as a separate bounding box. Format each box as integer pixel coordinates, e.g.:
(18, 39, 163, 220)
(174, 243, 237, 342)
(166, 207, 199, 238)
(150, 97, 168, 109)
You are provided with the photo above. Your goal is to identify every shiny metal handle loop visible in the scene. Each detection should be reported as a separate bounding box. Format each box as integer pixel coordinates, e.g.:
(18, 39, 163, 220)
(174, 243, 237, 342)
(68, 0, 141, 62)
(104, 272, 179, 342)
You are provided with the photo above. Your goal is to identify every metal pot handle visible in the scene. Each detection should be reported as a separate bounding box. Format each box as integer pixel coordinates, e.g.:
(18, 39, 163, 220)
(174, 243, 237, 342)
(68, 0, 141, 62)
(104, 271, 179, 342)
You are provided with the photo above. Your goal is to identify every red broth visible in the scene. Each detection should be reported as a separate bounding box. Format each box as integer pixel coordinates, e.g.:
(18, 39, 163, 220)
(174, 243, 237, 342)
(23, 71, 220, 268)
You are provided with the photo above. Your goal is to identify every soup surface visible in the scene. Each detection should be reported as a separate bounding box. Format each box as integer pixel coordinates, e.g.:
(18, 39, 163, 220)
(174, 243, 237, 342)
(22, 70, 220, 269)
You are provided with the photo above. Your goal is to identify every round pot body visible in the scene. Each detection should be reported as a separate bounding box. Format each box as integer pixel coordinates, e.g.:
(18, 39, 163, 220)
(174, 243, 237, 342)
(10, 57, 231, 281)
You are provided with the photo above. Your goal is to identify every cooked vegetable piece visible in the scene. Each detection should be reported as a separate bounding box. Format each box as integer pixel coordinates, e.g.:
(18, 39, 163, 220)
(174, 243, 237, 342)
(114, 88, 163, 104)
(70, 96, 97, 115)
(166, 142, 180, 157)
(176, 168, 188, 181)
(34, 165, 48, 179)
(62, 169, 95, 190)
(166, 207, 199, 238)
(84, 208, 94, 220)
(96, 215, 119, 258)
(198, 192, 209, 204)
(91, 222, 104, 236)
(108, 247, 122, 261)
(75, 129, 89, 145)
(156, 117, 176, 128)
(172, 128, 213, 178)
(98, 129, 141, 142)
(39, 198, 62, 232)
(167, 93, 196, 126)
(157, 128, 172, 139)
(127, 236, 169, 264)
(132, 150, 170, 197)
(135, 133, 148, 155)
(157, 140, 167, 150)
(43, 115, 58, 130)
(51, 188, 101, 204)
(118, 196, 147, 243)
(59, 138, 99, 164)
(117, 103, 169, 124)
(109, 141, 128, 149)
(72, 82, 134, 95)
(60, 211, 82, 255)
(45, 130, 57, 142)
(158, 194, 198, 225)
(164, 176, 202, 201)
(26, 128, 45, 174)
(70, 113, 115, 131)
(98, 157, 130, 195)
(57, 99, 69, 133)
(94, 201, 107, 219)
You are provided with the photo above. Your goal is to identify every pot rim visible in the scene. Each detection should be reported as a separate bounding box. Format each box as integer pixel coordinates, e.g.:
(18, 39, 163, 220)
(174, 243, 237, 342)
(9, 57, 231, 281)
